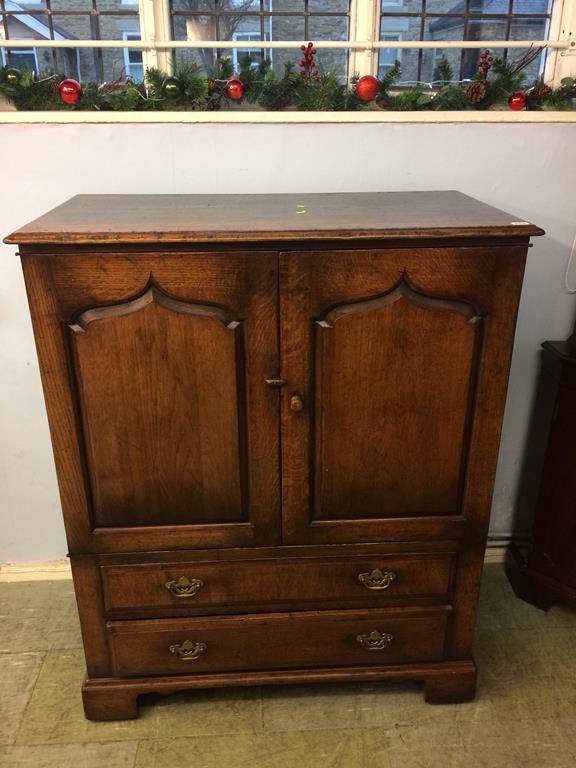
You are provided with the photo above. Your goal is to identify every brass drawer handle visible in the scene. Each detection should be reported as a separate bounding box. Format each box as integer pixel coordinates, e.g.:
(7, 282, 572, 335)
(356, 630, 394, 651)
(165, 576, 204, 598)
(169, 639, 207, 661)
(358, 568, 397, 591)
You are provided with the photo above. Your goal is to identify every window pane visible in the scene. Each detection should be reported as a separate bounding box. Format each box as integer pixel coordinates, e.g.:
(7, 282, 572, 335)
(49, 0, 94, 10)
(170, 0, 349, 77)
(381, 0, 423, 13)
(423, 16, 508, 81)
(1, 1, 141, 82)
(308, 16, 348, 78)
(171, 0, 217, 9)
(2, 49, 37, 72)
(379, 15, 419, 83)
(507, 16, 550, 79)
(173, 14, 218, 73)
(309, 0, 349, 11)
(265, 0, 303, 10)
(266, 17, 305, 74)
(380, 0, 554, 83)
(512, 0, 551, 12)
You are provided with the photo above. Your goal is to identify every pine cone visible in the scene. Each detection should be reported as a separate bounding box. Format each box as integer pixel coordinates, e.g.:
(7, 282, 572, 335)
(528, 83, 552, 101)
(465, 80, 487, 104)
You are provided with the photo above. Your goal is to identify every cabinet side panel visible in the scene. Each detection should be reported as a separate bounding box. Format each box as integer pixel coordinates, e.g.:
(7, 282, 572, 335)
(20, 254, 92, 553)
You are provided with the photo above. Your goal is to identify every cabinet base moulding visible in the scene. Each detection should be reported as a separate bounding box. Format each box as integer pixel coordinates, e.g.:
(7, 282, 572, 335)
(81, 660, 478, 721)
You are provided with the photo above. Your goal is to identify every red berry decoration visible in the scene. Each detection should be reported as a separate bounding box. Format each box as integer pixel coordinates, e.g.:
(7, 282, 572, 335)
(59, 78, 82, 105)
(477, 49, 493, 81)
(226, 77, 244, 100)
(355, 75, 380, 102)
(300, 42, 319, 85)
(508, 91, 526, 111)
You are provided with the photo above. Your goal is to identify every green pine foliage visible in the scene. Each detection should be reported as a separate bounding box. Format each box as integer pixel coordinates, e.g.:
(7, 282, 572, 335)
(388, 88, 432, 111)
(432, 58, 454, 86)
(0, 51, 574, 112)
(257, 63, 301, 110)
(238, 56, 275, 104)
(540, 86, 574, 111)
(488, 56, 527, 102)
(432, 85, 469, 111)
(294, 71, 354, 111)
(379, 61, 401, 98)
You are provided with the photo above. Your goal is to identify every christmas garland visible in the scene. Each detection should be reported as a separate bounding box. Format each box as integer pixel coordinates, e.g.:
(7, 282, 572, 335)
(0, 44, 574, 112)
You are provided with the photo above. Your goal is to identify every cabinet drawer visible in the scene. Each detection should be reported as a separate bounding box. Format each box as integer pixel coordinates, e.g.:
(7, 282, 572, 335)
(108, 607, 450, 677)
(101, 554, 454, 617)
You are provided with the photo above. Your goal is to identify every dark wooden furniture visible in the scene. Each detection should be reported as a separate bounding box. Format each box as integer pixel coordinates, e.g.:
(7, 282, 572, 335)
(5, 192, 543, 720)
(507, 336, 576, 610)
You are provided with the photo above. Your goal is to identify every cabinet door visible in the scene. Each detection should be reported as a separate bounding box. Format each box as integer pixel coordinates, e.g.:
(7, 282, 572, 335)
(280, 247, 527, 545)
(22, 250, 280, 553)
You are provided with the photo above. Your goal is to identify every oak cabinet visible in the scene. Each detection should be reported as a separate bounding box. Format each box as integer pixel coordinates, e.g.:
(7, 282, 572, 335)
(5, 192, 543, 720)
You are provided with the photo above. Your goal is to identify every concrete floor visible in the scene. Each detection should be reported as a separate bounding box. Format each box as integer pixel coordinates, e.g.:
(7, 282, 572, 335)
(0, 564, 575, 768)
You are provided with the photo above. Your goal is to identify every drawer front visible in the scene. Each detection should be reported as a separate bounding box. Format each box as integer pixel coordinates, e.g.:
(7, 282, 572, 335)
(101, 554, 454, 617)
(108, 607, 450, 677)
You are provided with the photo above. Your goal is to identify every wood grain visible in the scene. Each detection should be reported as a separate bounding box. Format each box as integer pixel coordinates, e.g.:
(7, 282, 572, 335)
(100, 552, 455, 618)
(280, 245, 527, 546)
(4, 192, 544, 245)
(107, 606, 451, 677)
(81, 659, 478, 720)
(20, 250, 281, 552)
(313, 276, 481, 520)
(68, 282, 247, 527)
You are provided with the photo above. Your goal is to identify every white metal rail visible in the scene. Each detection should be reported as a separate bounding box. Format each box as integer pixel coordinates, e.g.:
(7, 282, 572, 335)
(0, 39, 571, 50)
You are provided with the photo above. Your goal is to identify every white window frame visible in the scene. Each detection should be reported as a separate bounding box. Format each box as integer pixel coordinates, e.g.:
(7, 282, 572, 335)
(231, 31, 268, 72)
(0, 45, 38, 70)
(122, 31, 144, 80)
(379, 32, 403, 71)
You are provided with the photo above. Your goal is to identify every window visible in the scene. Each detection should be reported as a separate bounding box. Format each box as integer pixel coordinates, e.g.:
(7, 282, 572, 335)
(378, 0, 555, 85)
(0, 0, 142, 82)
(232, 31, 265, 71)
(122, 31, 143, 80)
(378, 32, 403, 78)
(0, 0, 570, 91)
(171, 0, 350, 79)
(0, 45, 37, 71)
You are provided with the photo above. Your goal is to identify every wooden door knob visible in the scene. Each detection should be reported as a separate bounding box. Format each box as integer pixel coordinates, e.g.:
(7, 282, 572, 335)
(290, 394, 304, 412)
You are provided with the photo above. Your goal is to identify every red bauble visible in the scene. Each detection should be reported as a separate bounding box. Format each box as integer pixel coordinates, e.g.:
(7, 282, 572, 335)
(508, 91, 526, 111)
(59, 78, 82, 105)
(226, 78, 244, 100)
(355, 75, 380, 102)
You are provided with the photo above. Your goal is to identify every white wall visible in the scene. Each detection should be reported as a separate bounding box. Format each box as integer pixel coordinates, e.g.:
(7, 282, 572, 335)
(1, 122, 575, 561)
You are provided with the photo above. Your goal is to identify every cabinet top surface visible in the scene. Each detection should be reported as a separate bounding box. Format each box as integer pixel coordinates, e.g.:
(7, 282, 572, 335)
(4, 191, 544, 246)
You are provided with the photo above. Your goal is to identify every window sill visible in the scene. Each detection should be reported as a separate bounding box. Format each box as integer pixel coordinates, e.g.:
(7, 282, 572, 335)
(0, 110, 575, 124)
